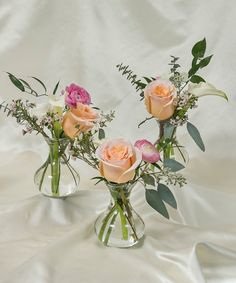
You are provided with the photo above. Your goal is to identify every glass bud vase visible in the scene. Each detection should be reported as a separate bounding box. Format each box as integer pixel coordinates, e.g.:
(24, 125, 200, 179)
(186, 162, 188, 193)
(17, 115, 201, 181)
(94, 182, 145, 248)
(157, 120, 189, 166)
(34, 137, 80, 198)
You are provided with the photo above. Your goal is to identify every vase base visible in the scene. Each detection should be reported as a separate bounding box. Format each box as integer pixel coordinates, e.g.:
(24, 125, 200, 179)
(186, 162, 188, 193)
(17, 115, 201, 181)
(97, 233, 145, 248)
(39, 188, 79, 199)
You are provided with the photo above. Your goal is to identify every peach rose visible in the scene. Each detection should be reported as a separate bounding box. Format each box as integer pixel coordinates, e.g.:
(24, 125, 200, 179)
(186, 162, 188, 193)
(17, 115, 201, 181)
(144, 78, 176, 121)
(62, 102, 100, 138)
(96, 138, 142, 184)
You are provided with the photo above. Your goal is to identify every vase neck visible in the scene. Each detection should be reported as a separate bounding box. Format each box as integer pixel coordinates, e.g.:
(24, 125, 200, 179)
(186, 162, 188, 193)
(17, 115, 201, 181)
(107, 183, 134, 203)
(45, 137, 69, 156)
(156, 120, 177, 141)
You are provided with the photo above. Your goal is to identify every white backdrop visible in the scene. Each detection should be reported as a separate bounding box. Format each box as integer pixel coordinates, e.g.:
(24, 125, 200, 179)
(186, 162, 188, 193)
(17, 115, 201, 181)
(0, 0, 236, 282)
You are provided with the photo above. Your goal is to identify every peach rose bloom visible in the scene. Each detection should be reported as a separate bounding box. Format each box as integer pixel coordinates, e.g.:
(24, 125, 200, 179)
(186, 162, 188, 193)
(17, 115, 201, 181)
(96, 138, 142, 184)
(144, 78, 176, 121)
(62, 102, 100, 138)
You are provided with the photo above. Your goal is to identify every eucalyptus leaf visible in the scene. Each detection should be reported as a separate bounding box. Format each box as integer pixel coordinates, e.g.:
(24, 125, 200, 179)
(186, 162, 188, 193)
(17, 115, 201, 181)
(145, 189, 169, 219)
(7, 73, 25, 92)
(164, 158, 185, 172)
(190, 75, 205, 83)
(192, 38, 206, 58)
(142, 174, 155, 186)
(187, 122, 205, 152)
(98, 128, 105, 140)
(157, 183, 177, 209)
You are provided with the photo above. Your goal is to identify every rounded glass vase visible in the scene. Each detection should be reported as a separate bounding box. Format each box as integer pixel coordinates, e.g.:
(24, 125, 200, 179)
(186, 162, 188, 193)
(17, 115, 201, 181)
(94, 182, 145, 248)
(34, 137, 80, 198)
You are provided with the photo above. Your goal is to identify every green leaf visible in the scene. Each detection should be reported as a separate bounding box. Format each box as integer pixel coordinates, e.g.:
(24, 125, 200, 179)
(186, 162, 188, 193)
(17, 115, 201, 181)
(91, 176, 106, 185)
(98, 128, 105, 140)
(143, 77, 153, 83)
(192, 57, 198, 67)
(192, 38, 206, 58)
(199, 55, 213, 68)
(151, 162, 162, 170)
(187, 122, 205, 152)
(145, 189, 169, 219)
(142, 174, 155, 186)
(164, 158, 185, 172)
(190, 75, 206, 83)
(19, 79, 31, 89)
(53, 80, 60, 95)
(158, 183, 177, 209)
(7, 73, 25, 92)
(31, 76, 47, 93)
(164, 122, 175, 139)
(188, 65, 200, 77)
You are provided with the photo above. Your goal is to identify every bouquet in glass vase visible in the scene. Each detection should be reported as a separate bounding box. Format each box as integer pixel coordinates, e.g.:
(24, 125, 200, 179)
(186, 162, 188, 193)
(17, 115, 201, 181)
(90, 137, 187, 248)
(117, 38, 228, 165)
(0, 74, 113, 198)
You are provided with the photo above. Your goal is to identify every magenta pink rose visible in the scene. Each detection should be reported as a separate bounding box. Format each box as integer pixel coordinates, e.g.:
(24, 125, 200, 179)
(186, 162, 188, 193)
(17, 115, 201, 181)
(134, 139, 160, 163)
(64, 83, 91, 107)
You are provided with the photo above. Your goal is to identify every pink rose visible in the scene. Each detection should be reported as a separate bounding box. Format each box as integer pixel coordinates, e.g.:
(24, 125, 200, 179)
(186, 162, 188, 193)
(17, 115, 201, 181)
(144, 78, 176, 121)
(64, 83, 91, 107)
(134, 139, 160, 163)
(96, 138, 142, 184)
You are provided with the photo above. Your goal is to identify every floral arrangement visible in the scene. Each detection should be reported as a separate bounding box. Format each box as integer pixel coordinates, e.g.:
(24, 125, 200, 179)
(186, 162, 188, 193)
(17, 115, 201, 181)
(117, 38, 228, 160)
(91, 38, 228, 247)
(0, 38, 228, 248)
(0, 74, 114, 197)
(92, 137, 186, 246)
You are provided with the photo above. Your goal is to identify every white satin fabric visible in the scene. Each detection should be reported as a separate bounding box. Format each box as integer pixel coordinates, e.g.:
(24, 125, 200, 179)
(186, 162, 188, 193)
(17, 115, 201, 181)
(0, 0, 236, 282)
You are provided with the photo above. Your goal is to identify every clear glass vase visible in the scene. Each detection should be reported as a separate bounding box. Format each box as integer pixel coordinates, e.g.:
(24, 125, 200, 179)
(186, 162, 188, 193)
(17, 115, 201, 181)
(94, 182, 145, 248)
(34, 137, 80, 198)
(157, 120, 189, 166)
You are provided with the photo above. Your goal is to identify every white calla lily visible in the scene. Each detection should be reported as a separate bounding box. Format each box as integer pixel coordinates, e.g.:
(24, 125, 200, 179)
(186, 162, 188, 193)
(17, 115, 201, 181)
(48, 94, 65, 108)
(29, 102, 49, 118)
(188, 82, 228, 101)
(48, 94, 65, 116)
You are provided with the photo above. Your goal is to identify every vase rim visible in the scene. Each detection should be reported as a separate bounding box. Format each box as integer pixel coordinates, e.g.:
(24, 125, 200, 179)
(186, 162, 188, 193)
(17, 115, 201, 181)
(44, 136, 70, 143)
(106, 181, 136, 189)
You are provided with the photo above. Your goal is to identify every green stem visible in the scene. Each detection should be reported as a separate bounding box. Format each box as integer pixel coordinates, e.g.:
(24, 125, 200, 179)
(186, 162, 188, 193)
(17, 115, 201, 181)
(38, 157, 50, 192)
(50, 141, 60, 196)
(98, 205, 117, 242)
(104, 212, 118, 245)
(61, 155, 79, 186)
(120, 190, 138, 241)
(175, 143, 186, 163)
(117, 203, 128, 240)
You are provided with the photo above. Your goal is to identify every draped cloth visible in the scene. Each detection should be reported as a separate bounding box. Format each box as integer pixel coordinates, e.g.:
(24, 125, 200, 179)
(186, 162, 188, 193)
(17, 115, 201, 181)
(0, 0, 236, 282)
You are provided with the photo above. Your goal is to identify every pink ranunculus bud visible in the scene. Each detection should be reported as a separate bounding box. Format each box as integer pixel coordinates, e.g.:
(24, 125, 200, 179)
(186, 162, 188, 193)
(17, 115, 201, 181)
(65, 83, 91, 108)
(134, 139, 160, 163)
